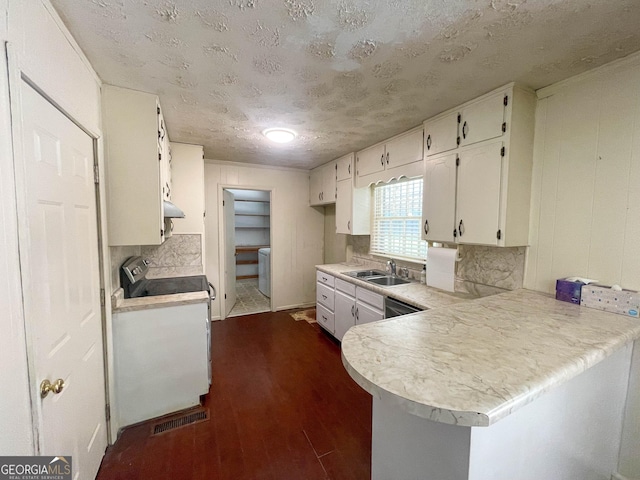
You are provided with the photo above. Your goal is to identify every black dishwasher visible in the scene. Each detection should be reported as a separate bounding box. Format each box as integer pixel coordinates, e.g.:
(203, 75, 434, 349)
(385, 297, 422, 318)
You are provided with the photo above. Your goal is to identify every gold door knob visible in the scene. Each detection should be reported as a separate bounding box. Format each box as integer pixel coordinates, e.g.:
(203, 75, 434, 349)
(40, 378, 65, 398)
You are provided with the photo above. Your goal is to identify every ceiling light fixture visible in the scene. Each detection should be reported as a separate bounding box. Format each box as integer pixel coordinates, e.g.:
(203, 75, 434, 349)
(263, 128, 297, 143)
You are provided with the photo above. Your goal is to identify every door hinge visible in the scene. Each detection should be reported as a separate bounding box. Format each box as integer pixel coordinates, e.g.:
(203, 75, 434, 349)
(502, 122, 507, 133)
(105, 403, 111, 422)
(100, 288, 106, 307)
(224, 293, 227, 299)
(93, 164, 100, 184)
(500, 146, 505, 157)
(222, 200, 225, 206)
(456, 136, 460, 146)
(497, 229, 502, 240)
(453, 228, 457, 238)
(456, 156, 460, 167)
(504, 95, 508, 106)
(158, 153, 162, 161)
(457, 113, 461, 123)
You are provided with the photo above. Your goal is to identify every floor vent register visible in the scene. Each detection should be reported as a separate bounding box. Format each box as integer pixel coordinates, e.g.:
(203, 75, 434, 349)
(152, 408, 209, 435)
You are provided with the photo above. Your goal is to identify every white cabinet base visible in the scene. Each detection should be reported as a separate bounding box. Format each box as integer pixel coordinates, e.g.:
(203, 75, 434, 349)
(113, 302, 209, 428)
(371, 343, 632, 480)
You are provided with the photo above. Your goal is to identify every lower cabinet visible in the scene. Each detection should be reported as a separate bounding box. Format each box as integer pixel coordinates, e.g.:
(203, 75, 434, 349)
(317, 270, 386, 340)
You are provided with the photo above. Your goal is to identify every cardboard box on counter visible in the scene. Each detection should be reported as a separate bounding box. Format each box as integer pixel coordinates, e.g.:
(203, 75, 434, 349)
(580, 285, 640, 318)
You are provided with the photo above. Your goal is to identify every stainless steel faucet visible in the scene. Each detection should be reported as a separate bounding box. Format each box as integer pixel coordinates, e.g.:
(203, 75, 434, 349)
(386, 259, 397, 276)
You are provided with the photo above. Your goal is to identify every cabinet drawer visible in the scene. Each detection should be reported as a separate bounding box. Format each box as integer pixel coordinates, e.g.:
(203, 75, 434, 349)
(356, 287, 384, 310)
(317, 282, 335, 310)
(316, 271, 335, 287)
(316, 303, 335, 333)
(335, 278, 356, 297)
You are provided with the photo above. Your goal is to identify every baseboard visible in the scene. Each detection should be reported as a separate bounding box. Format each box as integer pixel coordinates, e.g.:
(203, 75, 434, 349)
(612, 472, 640, 480)
(276, 302, 315, 312)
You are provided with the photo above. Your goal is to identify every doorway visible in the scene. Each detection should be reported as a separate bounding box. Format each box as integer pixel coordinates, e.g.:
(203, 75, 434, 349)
(223, 188, 272, 317)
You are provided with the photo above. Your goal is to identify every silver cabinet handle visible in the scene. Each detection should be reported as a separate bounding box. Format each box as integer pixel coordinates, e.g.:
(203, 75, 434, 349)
(208, 282, 216, 301)
(380, 154, 384, 166)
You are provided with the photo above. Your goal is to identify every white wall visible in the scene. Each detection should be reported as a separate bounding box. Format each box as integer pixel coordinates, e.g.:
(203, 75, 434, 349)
(525, 53, 640, 293)
(323, 204, 347, 264)
(204, 161, 324, 319)
(2, 0, 109, 449)
(525, 52, 640, 480)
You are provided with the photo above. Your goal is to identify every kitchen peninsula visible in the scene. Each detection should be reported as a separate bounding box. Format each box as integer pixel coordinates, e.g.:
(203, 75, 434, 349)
(342, 289, 640, 480)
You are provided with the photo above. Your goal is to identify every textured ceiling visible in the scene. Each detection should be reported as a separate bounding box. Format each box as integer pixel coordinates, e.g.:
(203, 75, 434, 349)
(52, 0, 640, 169)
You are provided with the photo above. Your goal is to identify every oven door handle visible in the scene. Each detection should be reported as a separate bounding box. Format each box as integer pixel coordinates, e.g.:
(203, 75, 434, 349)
(208, 282, 216, 301)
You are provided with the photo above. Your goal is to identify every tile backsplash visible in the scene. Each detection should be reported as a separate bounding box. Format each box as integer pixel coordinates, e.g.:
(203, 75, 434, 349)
(347, 235, 525, 292)
(109, 234, 203, 292)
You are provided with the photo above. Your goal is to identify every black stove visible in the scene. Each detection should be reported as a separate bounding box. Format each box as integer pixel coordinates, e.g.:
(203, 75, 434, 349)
(120, 256, 214, 300)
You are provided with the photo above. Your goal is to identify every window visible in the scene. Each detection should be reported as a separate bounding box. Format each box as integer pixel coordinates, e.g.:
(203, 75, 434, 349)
(370, 178, 428, 262)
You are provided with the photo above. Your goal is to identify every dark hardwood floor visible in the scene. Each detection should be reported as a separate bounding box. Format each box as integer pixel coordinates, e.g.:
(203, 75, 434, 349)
(97, 311, 372, 480)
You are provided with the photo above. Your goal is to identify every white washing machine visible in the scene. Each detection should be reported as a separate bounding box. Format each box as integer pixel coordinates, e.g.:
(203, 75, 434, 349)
(258, 247, 271, 297)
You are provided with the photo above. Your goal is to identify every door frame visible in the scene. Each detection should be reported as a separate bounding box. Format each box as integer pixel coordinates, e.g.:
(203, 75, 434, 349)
(217, 185, 274, 319)
(6, 45, 115, 448)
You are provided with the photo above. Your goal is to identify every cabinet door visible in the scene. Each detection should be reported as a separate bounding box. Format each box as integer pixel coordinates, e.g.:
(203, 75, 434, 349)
(334, 291, 356, 341)
(356, 301, 384, 325)
(385, 128, 423, 169)
(336, 179, 353, 234)
(336, 153, 353, 182)
(456, 141, 503, 246)
(309, 167, 323, 206)
(459, 92, 506, 147)
(322, 161, 337, 203)
(422, 153, 457, 243)
(356, 143, 386, 177)
(424, 112, 459, 157)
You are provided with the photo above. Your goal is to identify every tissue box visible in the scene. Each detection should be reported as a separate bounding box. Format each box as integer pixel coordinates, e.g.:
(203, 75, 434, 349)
(580, 285, 640, 317)
(555, 279, 584, 304)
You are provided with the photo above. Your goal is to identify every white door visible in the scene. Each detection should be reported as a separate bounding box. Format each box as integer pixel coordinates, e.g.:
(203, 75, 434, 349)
(223, 189, 237, 317)
(456, 141, 503, 246)
(17, 83, 106, 477)
(422, 152, 457, 243)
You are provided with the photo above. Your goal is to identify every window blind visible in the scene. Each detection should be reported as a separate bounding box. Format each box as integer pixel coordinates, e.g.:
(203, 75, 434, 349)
(370, 178, 428, 262)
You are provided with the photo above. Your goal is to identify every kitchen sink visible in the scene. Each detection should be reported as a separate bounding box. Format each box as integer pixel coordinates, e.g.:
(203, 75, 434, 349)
(345, 269, 387, 278)
(366, 276, 411, 286)
(345, 269, 411, 287)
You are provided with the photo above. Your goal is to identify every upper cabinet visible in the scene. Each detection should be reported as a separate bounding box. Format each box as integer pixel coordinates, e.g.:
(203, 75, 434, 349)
(170, 143, 205, 235)
(103, 85, 172, 246)
(356, 126, 424, 187)
(334, 153, 370, 235)
(309, 160, 337, 206)
(422, 84, 536, 247)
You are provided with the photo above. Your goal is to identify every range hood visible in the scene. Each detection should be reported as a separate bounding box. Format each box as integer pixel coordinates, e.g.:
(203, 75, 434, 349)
(163, 200, 186, 218)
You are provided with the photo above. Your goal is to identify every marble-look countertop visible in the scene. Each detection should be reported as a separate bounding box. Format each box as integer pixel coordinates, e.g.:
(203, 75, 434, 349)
(341, 289, 640, 427)
(112, 288, 209, 313)
(317, 263, 479, 310)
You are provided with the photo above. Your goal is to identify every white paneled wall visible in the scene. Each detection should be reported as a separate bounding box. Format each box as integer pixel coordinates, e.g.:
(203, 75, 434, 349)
(204, 161, 324, 319)
(525, 54, 640, 293)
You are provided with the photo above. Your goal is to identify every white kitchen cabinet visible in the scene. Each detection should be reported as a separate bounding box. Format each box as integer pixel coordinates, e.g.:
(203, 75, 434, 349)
(456, 141, 503, 245)
(356, 287, 385, 325)
(113, 301, 209, 428)
(459, 91, 506, 147)
(103, 85, 171, 246)
(420, 83, 536, 247)
(335, 152, 371, 235)
(422, 152, 457, 243)
(170, 143, 205, 235)
(309, 161, 337, 206)
(424, 111, 459, 157)
(316, 271, 336, 334)
(356, 127, 423, 187)
(336, 152, 353, 182)
(335, 278, 356, 341)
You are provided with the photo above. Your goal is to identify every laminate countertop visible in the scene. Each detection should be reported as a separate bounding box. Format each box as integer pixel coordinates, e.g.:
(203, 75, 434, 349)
(317, 263, 479, 310)
(111, 288, 209, 313)
(341, 288, 640, 427)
